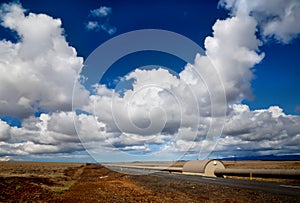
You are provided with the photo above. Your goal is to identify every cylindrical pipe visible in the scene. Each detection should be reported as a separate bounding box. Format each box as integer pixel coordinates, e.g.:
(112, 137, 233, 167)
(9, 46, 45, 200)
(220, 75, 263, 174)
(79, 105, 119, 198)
(215, 168, 300, 179)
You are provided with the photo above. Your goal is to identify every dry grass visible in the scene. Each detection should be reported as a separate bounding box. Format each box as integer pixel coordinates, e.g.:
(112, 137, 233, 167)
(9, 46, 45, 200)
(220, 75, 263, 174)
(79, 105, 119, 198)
(0, 162, 299, 202)
(223, 160, 300, 169)
(0, 161, 85, 202)
(0, 162, 84, 176)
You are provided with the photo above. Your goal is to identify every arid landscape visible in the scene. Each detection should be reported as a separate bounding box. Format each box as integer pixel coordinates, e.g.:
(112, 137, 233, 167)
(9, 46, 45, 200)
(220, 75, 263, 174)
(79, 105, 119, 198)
(0, 161, 299, 202)
(1, 0, 300, 202)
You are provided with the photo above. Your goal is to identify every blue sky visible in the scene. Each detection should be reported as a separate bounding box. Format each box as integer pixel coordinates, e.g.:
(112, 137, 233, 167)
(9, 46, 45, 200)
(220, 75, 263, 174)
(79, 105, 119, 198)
(3, 0, 297, 115)
(0, 0, 299, 162)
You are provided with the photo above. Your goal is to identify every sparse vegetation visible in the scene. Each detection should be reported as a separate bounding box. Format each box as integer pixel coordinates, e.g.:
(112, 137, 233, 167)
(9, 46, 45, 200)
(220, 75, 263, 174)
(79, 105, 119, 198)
(0, 161, 299, 202)
(0, 162, 85, 202)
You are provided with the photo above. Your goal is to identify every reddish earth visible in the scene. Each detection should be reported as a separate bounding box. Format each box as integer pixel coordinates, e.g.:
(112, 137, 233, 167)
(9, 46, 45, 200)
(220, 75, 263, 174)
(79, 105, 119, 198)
(0, 162, 299, 202)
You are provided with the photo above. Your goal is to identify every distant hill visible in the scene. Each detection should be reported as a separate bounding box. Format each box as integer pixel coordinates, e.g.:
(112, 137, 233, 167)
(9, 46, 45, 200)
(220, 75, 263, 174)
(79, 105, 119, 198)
(220, 154, 300, 161)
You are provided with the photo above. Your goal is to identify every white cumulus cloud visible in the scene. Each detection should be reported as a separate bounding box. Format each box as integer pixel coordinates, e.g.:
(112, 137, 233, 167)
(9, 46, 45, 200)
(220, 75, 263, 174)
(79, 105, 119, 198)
(0, 1, 299, 161)
(219, 0, 300, 43)
(0, 2, 89, 118)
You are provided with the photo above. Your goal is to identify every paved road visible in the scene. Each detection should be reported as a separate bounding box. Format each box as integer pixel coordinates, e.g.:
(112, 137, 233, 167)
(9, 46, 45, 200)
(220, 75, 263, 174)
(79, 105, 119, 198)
(152, 172, 300, 197)
(109, 166, 300, 197)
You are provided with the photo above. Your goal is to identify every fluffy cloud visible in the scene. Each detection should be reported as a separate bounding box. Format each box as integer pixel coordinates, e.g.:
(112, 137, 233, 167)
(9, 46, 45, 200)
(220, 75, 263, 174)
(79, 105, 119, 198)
(0, 111, 110, 156)
(78, 0, 299, 160)
(0, 2, 89, 118)
(86, 5, 116, 35)
(99, 22, 117, 35)
(90, 6, 112, 17)
(0, 1, 299, 161)
(0, 156, 10, 161)
(205, 14, 264, 103)
(64, 0, 300, 160)
(86, 21, 99, 30)
(220, 0, 300, 43)
(0, 119, 11, 141)
(214, 105, 300, 157)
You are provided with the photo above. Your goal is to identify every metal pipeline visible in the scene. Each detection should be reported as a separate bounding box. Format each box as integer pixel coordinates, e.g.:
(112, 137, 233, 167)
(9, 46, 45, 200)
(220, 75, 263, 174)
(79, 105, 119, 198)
(214, 168, 300, 179)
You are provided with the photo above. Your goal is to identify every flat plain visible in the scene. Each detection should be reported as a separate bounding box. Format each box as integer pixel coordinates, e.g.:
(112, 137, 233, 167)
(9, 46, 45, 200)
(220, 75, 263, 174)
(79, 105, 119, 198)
(0, 161, 299, 202)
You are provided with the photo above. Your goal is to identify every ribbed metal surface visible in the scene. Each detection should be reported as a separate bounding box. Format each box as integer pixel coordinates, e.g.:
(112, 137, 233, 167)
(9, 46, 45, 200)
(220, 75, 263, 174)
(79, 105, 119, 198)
(183, 160, 209, 173)
(182, 160, 225, 176)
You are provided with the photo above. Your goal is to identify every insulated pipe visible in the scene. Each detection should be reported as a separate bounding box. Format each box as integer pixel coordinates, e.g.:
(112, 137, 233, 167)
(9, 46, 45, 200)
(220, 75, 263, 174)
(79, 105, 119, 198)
(214, 168, 300, 179)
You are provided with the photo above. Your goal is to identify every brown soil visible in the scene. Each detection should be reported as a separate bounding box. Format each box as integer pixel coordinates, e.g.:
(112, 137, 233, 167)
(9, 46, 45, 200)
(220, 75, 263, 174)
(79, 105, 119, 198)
(223, 161, 300, 169)
(0, 162, 299, 203)
(0, 162, 85, 202)
(56, 164, 299, 203)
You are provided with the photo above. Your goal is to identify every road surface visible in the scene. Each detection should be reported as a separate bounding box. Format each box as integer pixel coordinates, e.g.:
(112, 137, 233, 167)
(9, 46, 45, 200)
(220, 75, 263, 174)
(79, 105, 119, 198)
(109, 165, 300, 197)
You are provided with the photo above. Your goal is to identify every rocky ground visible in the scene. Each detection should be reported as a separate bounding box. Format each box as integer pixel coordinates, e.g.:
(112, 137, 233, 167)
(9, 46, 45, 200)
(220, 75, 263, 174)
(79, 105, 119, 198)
(0, 162, 299, 202)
